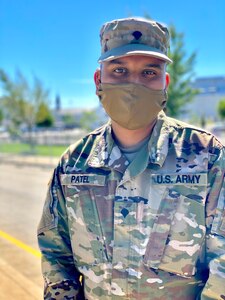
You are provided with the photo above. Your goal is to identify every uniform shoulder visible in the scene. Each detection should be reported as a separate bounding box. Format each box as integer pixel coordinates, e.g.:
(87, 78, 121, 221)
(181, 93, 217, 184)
(164, 114, 213, 135)
(165, 115, 207, 132)
(59, 123, 108, 167)
(163, 115, 224, 149)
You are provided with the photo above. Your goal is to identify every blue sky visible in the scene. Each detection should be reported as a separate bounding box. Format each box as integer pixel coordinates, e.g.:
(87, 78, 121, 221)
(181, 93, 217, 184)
(1, 0, 225, 109)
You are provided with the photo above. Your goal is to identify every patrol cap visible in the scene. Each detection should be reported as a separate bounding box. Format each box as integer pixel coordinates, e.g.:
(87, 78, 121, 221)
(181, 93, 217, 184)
(98, 17, 172, 64)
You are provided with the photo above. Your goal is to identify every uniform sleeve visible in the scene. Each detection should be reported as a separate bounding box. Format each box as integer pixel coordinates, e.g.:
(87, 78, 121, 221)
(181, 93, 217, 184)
(37, 166, 84, 300)
(201, 146, 225, 300)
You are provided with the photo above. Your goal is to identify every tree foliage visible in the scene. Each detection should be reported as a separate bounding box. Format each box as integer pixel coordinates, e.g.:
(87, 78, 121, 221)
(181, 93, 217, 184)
(62, 114, 80, 129)
(166, 24, 199, 117)
(0, 69, 53, 135)
(218, 98, 225, 120)
(0, 108, 3, 125)
(36, 102, 54, 127)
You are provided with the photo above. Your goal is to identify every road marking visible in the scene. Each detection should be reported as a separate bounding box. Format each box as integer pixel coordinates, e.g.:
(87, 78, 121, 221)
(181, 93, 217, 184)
(0, 229, 41, 258)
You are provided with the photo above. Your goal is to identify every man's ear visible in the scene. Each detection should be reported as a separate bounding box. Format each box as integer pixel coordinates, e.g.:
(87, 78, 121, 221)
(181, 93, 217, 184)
(94, 69, 101, 94)
(166, 72, 170, 88)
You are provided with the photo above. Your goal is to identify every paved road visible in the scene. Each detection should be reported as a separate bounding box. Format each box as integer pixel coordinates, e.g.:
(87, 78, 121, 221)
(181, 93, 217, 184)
(0, 163, 54, 299)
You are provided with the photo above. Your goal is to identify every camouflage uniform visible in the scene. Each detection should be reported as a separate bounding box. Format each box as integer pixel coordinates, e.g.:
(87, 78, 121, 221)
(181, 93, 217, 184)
(38, 112, 225, 299)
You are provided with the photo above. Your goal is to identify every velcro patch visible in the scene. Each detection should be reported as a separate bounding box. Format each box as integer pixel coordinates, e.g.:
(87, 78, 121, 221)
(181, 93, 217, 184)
(60, 174, 106, 186)
(151, 173, 207, 186)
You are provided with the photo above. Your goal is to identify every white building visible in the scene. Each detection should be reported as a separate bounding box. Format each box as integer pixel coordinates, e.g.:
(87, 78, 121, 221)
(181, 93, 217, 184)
(184, 76, 225, 122)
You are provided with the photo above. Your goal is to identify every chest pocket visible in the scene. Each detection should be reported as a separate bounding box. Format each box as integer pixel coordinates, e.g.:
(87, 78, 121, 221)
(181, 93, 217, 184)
(144, 173, 207, 277)
(61, 173, 109, 266)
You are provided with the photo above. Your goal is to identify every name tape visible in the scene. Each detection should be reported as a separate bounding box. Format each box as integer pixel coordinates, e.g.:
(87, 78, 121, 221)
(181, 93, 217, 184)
(151, 173, 207, 186)
(60, 174, 106, 186)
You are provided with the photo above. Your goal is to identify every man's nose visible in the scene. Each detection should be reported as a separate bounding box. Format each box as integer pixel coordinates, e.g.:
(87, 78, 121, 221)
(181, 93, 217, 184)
(129, 74, 142, 85)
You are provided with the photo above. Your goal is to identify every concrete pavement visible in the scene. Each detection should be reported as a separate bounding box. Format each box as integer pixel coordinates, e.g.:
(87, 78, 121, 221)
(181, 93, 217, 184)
(0, 159, 54, 299)
(0, 153, 59, 169)
(0, 257, 42, 300)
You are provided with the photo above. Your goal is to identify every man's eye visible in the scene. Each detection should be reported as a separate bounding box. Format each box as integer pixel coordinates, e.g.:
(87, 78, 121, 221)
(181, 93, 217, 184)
(114, 68, 126, 74)
(143, 70, 156, 75)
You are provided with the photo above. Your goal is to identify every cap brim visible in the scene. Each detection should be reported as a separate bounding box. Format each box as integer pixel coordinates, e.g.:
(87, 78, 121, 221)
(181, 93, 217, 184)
(98, 43, 172, 64)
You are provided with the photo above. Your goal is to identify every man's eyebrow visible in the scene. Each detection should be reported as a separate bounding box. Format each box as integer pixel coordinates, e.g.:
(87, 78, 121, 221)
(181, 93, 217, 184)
(107, 59, 124, 65)
(106, 60, 164, 69)
(145, 64, 163, 69)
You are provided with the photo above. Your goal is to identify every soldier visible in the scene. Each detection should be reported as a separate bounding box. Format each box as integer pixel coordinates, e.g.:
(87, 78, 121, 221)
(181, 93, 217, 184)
(37, 17, 225, 299)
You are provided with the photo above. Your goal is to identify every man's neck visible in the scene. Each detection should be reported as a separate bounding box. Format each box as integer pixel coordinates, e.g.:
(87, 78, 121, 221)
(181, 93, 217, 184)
(111, 119, 157, 148)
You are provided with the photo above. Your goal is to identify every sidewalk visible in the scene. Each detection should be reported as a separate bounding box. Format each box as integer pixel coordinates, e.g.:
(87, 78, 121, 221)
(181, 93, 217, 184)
(0, 257, 42, 300)
(0, 153, 53, 299)
(0, 153, 59, 168)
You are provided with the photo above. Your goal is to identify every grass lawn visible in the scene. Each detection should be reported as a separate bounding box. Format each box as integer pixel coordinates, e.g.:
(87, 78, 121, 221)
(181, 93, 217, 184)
(0, 142, 68, 157)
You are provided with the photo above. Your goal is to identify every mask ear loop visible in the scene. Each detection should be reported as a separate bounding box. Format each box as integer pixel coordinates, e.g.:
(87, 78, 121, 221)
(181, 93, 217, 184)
(164, 89, 168, 100)
(96, 83, 103, 102)
(162, 89, 168, 108)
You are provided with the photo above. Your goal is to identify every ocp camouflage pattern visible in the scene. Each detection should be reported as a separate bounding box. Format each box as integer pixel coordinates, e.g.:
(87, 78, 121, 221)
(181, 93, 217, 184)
(99, 18, 170, 61)
(38, 112, 225, 299)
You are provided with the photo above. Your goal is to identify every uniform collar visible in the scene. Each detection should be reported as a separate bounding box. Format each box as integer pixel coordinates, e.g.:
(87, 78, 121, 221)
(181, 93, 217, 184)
(87, 122, 129, 173)
(87, 112, 172, 171)
(148, 111, 172, 167)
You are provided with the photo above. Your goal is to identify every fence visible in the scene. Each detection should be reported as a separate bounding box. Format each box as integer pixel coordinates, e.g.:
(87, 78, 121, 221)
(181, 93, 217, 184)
(0, 128, 86, 146)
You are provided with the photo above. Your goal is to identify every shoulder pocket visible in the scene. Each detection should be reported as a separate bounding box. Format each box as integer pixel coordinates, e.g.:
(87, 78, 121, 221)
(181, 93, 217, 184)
(211, 184, 225, 237)
(37, 171, 59, 234)
(218, 214, 225, 236)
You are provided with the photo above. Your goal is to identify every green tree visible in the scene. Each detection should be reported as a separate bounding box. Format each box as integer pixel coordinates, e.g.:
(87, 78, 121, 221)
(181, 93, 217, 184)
(0, 69, 52, 143)
(218, 98, 225, 120)
(166, 24, 199, 117)
(36, 102, 54, 127)
(62, 114, 80, 128)
(0, 108, 3, 125)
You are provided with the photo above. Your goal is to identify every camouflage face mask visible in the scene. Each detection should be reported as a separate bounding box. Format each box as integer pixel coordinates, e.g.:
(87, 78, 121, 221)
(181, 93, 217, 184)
(97, 82, 167, 130)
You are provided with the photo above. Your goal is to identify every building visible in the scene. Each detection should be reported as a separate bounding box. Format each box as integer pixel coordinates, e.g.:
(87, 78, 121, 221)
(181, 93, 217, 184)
(184, 76, 225, 122)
